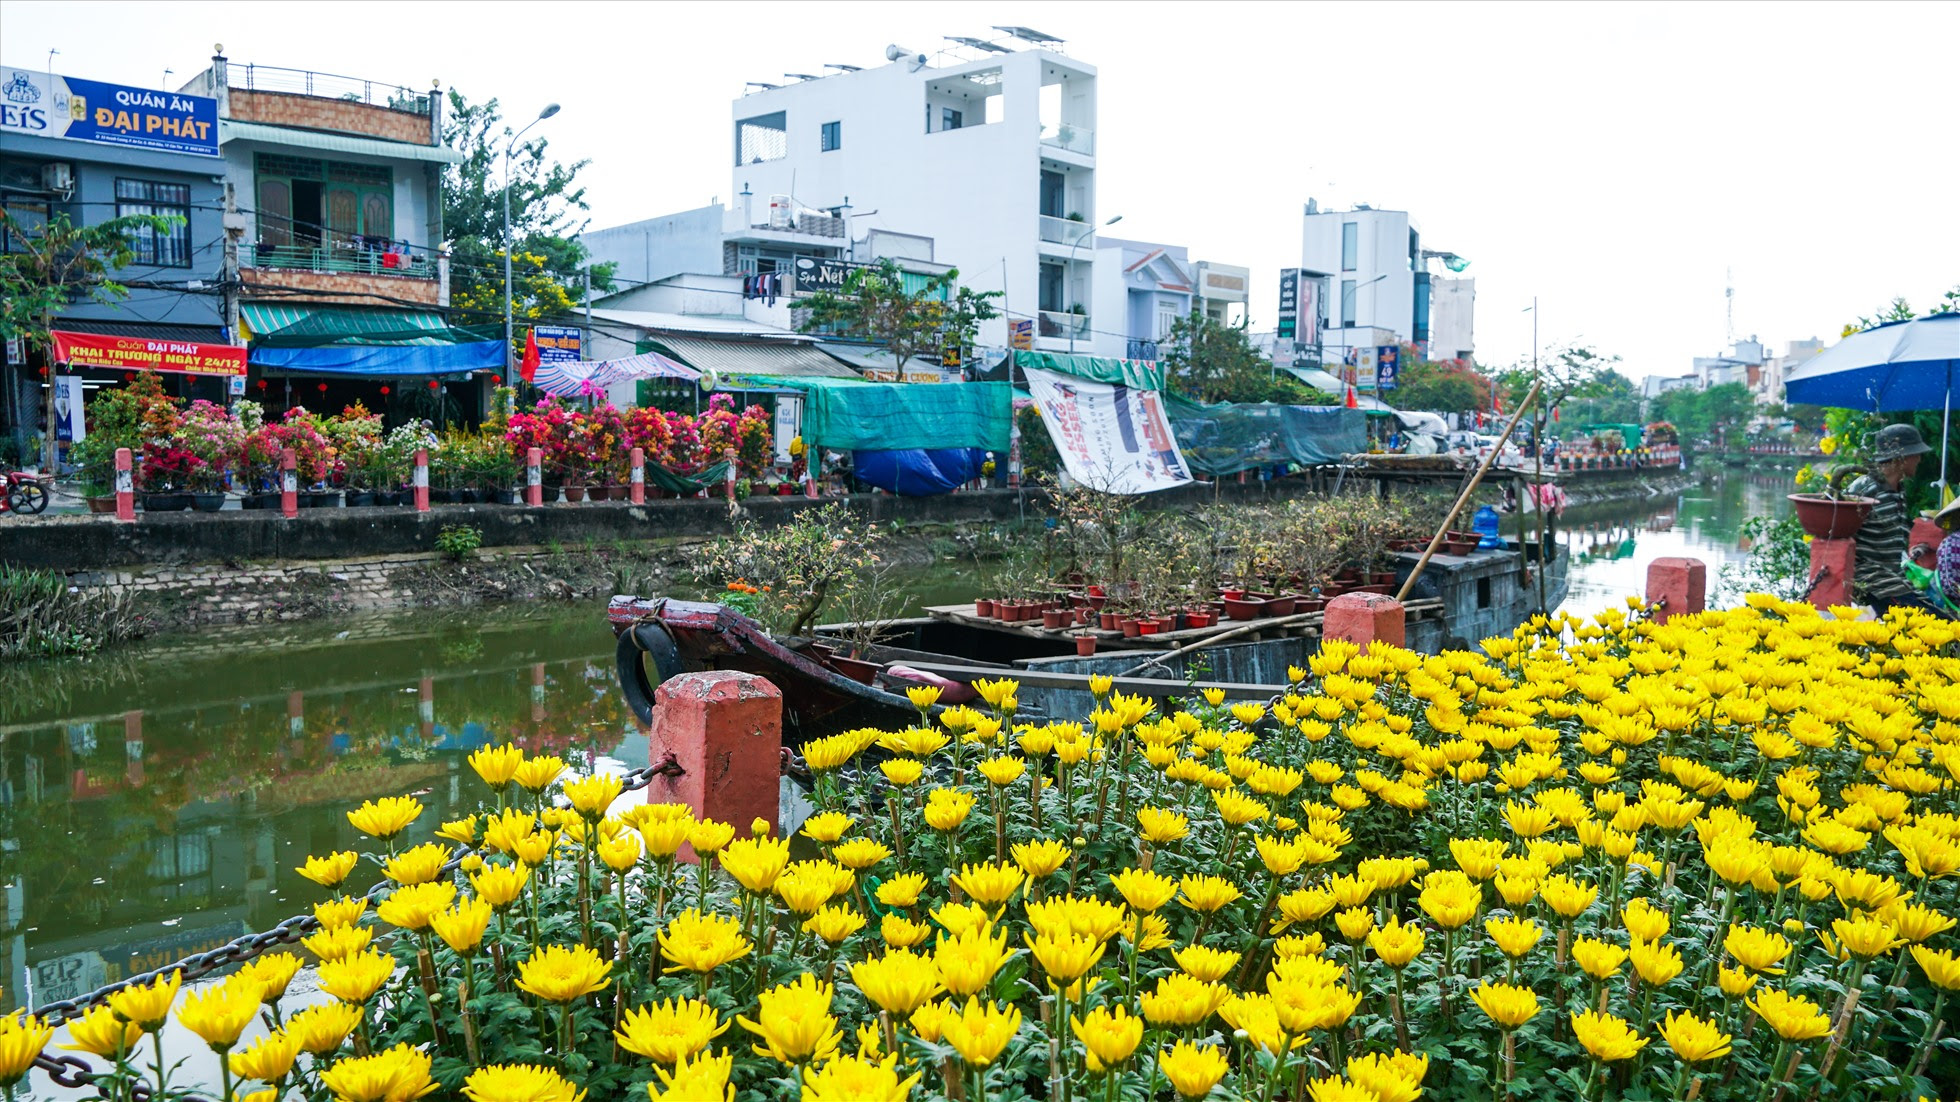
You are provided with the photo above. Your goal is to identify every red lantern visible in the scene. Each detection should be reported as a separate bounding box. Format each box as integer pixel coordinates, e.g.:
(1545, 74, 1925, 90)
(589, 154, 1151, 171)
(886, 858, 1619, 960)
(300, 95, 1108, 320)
(317, 382, 328, 393)
(428, 380, 440, 391)
(256, 380, 268, 390)
(123, 372, 135, 382)
(492, 375, 503, 385)
(380, 385, 391, 395)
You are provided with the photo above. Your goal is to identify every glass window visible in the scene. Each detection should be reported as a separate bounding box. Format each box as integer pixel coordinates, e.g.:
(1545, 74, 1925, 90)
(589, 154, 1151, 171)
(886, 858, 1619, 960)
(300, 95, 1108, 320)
(114, 179, 192, 267)
(1341, 279, 1357, 327)
(1, 198, 48, 254)
(942, 108, 963, 132)
(1341, 222, 1358, 272)
(820, 121, 841, 152)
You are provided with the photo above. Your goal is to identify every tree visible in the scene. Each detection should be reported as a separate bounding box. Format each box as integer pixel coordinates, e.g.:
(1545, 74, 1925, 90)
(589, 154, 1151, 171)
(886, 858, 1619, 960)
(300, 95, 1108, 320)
(1161, 311, 1330, 404)
(795, 259, 999, 373)
(1496, 343, 1625, 443)
(1651, 382, 1755, 448)
(1391, 347, 1493, 413)
(442, 91, 615, 358)
(0, 210, 179, 470)
(1843, 285, 1959, 336)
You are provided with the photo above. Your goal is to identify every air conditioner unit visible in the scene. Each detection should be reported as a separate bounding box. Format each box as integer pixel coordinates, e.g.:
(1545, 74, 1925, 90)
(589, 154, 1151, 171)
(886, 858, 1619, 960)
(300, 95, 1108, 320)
(41, 162, 76, 193)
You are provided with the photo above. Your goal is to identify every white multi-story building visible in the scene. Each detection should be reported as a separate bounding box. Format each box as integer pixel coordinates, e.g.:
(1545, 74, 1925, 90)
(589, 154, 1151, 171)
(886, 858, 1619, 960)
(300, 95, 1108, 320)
(708, 38, 1098, 351)
(1193, 261, 1250, 327)
(1429, 278, 1476, 362)
(1299, 204, 1471, 366)
(1085, 237, 1192, 361)
(1759, 338, 1824, 406)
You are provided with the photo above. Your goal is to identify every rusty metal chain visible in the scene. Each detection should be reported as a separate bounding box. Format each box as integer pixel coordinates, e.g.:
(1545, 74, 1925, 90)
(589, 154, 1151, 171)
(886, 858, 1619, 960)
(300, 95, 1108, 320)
(24, 755, 693, 1095)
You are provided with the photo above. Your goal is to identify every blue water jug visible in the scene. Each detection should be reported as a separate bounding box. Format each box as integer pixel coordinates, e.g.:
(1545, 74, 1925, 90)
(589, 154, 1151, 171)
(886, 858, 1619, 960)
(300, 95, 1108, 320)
(1472, 505, 1504, 549)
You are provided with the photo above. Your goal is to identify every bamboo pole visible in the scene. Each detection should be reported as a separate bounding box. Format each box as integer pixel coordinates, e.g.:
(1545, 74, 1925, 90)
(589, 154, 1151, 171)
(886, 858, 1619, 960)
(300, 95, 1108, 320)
(1395, 380, 1543, 604)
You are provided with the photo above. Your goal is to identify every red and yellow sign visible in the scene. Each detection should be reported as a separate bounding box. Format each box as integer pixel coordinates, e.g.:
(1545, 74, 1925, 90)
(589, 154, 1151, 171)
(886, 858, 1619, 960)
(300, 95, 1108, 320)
(51, 330, 246, 376)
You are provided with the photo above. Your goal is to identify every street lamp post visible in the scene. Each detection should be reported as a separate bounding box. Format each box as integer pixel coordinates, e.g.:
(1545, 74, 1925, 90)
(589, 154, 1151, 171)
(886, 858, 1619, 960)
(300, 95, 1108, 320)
(504, 103, 561, 376)
(1066, 214, 1121, 354)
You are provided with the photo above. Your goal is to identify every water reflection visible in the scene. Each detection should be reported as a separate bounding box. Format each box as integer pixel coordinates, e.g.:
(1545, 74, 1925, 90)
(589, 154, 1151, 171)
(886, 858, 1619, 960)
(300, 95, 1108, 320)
(0, 606, 633, 1014)
(1556, 470, 1794, 616)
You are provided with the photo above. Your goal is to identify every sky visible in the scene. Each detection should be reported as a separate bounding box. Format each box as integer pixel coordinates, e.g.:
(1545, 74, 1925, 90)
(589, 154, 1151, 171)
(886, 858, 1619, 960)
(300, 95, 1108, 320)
(4, 0, 1956, 381)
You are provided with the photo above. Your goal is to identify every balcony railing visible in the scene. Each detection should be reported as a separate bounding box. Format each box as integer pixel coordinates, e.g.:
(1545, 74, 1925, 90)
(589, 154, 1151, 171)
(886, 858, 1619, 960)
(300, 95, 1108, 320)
(231, 63, 433, 116)
(243, 242, 435, 278)
(1127, 339, 1160, 361)
(1038, 214, 1094, 246)
(1037, 310, 1091, 340)
(1039, 123, 1095, 156)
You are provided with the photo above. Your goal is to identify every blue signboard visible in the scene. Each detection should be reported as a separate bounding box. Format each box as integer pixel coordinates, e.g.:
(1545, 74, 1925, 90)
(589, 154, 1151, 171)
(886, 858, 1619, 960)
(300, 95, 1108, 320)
(1, 67, 219, 157)
(531, 325, 582, 365)
(1376, 345, 1400, 391)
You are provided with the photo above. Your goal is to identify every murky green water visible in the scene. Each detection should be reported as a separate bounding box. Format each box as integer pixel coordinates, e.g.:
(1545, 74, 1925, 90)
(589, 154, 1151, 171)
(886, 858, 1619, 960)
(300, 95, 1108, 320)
(0, 469, 1783, 1018)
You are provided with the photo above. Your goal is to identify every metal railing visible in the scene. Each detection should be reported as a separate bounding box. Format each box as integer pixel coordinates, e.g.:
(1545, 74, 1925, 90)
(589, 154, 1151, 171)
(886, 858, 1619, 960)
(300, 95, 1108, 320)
(231, 63, 433, 116)
(242, 242, 435, 278)
(1039, 123, 1095, 156)
(1127, 339, 1159, 361)
(1038, 309, 1090, 340)
(1039, 214, 1093, 246)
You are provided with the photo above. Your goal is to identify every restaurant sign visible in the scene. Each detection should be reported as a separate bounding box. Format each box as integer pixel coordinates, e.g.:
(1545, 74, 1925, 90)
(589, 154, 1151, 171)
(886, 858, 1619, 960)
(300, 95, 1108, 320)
(52, 330, 246, 376)
(2, 67, 219, 157)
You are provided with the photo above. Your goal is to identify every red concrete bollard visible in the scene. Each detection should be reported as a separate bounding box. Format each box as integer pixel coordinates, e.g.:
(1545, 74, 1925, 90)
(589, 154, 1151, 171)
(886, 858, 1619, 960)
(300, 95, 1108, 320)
(526, 447, 544, 507)
(419, 675, 435, 740)
(413, 448, 431, 512)
(723, 446, 738, 502)
(1645, 557, 1706, 624)
(114, 447, 136, 523)
(629, 447, 646, 505)
(1323, 593, 1405, 650)
(1909, 518, 1944, 570)
(281, 447, 299, 518)
(645, 670, 783, 862)
(1808, 538, 1855, 610)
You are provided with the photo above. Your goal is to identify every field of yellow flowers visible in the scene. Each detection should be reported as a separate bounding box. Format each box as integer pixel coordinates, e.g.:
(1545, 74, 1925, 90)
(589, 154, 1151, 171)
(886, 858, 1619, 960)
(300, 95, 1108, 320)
(8, 594, 1960, 1101)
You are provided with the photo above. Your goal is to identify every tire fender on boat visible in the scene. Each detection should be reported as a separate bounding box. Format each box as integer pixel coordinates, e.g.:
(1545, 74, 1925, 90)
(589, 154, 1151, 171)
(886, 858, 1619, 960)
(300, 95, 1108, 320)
(617, 621, 684, 727)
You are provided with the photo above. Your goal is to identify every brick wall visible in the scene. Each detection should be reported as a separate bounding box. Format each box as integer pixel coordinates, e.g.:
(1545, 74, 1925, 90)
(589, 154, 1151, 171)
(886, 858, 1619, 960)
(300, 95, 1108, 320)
(244, 267, 440, 306)
(231, 89, 433, 145)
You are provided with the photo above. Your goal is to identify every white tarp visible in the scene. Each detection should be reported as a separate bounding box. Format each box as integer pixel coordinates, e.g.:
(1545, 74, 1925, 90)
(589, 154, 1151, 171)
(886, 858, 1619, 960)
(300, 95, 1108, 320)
(1024, 366, 1194, 494)
(533, 350, 699, 397)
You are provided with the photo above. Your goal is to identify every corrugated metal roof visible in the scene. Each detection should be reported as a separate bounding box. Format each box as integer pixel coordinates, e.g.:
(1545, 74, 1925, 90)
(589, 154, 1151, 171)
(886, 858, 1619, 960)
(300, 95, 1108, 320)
(240, 303, 465, 346)
(219, 119, 465, 163)
(588, 308, 794, 338)
(651, 335, 861, 379)
(815, 343, 944, 373)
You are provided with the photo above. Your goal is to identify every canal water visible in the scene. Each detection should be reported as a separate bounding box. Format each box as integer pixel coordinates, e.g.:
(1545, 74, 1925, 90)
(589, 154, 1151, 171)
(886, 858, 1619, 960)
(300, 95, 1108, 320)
(1, 470, 1787, 1025)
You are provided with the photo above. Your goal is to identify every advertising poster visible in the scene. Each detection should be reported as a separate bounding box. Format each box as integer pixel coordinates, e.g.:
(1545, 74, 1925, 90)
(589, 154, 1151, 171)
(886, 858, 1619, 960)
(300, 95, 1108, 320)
(51, 330, 245, 376)
(1023, 366, 1193, 494)
(53, 374, 84, 442)
(1376, 345, 1400, 391)
(530, 325, 582, 365)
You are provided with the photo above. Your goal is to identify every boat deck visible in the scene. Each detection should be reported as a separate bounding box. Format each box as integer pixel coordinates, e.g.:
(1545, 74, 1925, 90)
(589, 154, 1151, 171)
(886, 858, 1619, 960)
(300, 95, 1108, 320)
(922, 596, 1448, 650)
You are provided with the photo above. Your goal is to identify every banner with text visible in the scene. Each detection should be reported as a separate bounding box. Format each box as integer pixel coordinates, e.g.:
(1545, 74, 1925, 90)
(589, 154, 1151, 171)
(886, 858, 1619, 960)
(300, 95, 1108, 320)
(1, 67, 219, 157)
(1024, 366, 1194, 494)
(51, 330, 246, 376)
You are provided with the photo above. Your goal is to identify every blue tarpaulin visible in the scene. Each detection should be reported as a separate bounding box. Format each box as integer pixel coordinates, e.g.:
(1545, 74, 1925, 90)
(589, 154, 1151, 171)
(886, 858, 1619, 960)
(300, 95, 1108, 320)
(852, 448, 988, 496)
(249, 341, 505, 376)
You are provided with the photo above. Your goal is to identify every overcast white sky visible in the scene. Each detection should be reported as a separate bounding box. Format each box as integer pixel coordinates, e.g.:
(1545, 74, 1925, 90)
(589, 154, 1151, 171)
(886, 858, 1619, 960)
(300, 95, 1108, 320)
(5, 0, 1955, 379)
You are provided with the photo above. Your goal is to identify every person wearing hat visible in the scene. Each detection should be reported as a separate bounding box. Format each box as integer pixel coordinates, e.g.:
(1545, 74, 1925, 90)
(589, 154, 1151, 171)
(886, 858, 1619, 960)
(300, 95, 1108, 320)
(1927, 495, 1960, 609)
(1846, 423, 1947, 617)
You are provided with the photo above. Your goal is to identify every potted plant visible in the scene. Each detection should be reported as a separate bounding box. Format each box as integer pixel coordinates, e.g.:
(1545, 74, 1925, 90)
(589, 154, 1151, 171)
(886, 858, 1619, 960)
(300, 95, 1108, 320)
(137, 443, 199, 511)
(1788, 465, 1877, 539)
(1073, 632, 1097, 657)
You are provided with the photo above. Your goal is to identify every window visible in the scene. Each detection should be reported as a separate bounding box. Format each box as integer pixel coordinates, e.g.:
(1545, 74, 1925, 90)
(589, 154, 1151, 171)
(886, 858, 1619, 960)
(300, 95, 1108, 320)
(115, 180, 192, 267)
(736, 111, 788, 164)
(942, 108, 963, 132)
(1, 198, 47, 254)
(252, 155, 394, 252)
(1157, 303, 1178, 340)
(1340, 221, 1358, 272)
(1340, 279, 1357, 327)
(819, 121, 841, 152)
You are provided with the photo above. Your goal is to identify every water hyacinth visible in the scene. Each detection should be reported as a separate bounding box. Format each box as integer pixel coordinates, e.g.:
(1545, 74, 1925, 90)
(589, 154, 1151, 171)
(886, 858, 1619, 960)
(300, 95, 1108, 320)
(47, 598, 1960, 1100)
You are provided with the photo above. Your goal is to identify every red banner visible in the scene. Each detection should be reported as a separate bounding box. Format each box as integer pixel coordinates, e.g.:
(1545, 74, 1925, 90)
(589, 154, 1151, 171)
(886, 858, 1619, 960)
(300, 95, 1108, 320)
(51, 330, 246, 376)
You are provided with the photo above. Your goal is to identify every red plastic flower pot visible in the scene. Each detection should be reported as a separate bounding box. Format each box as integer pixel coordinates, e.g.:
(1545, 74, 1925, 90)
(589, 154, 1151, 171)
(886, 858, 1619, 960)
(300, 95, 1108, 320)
(1787, 493, 1874, 540)
(1042, 609, 1069, 630)
(1120, 617, 1142, 638)
(974, 599, 995, 618)
(1075, 635, 1098, 656)
(1136, 619, 1160, 636)
(1223, 596, 1263, 621)
(1099, 611, 1120, 631)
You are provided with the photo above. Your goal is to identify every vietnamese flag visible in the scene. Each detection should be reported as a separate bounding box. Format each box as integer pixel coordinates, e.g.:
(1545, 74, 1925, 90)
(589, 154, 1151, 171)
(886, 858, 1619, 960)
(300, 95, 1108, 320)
(520, 328, 541, 383)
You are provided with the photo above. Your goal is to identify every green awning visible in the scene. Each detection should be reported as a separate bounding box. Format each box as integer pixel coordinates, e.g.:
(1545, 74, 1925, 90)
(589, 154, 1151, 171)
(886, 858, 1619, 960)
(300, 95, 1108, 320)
(241, 304, 496, 347)
(1013, 351, 1164, 391)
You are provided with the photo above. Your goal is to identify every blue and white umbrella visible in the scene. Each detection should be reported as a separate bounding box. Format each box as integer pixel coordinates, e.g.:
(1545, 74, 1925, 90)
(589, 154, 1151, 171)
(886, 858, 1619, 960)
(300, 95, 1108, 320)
(1784, 313, 1960, 482)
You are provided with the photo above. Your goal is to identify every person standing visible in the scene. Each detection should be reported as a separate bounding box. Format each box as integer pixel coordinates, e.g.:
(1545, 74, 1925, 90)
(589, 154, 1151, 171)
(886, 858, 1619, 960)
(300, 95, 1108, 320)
(1847, 424, 1945, 617)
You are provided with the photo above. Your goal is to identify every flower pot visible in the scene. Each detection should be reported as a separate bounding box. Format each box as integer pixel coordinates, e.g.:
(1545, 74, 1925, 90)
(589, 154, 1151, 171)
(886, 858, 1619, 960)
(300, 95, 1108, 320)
(301, 491, 341, 508)
(1120, 617, 1142, 638)
(85, 495, 117, 514)
(1370, 571, 1396, 586)
(240, 492, 281, 510)
(1074, 608, 1090, 625)
(344, 490, 376, 508)
(1223, 596, 1264, 621)
(1042, 609, 1069, 630)
(1074, 635, 1098, 657)
(1266, 595, 1298, 617)
(589, 484, 613, 502)
(1296, 597, 1327, 614)
(1787, 493, 1875, 539)
(1086, 584, 1106, 598)
(141, 492, 191, 512)
(190, 492, 226, 513)
(488, 488, 521, 505)
(1136, 619, 1160, 636)
(1219, 588, 1247, 601)
(1099, 611, 1120, 631)
(1156, 615, 1177, 632)
(974, 598, 995, 618)
(429, 488, 462, 504)
(564, 485, 587, 503)
(1355, 583, 1396, 595)
(1086, 593, 1107, 610)
(829, 655, 881, 685)
(1186, 610, 1215, 629)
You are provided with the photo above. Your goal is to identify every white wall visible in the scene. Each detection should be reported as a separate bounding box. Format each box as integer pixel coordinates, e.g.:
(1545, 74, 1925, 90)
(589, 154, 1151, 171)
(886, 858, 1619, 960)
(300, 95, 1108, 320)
(1430, 277, 1476, 361)
(581, 205, 724, 287)
(725, 50, 1097, 348)
(1303, 208, 1417, 362)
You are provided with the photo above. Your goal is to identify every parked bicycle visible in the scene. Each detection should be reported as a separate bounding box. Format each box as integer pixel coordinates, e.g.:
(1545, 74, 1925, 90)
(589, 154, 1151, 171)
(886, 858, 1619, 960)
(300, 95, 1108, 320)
(1, 471, 50, 515)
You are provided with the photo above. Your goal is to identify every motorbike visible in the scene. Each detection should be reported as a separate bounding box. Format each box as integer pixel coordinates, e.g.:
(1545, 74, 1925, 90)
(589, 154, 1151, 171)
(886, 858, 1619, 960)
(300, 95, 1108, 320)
(1, 471, 50, 515)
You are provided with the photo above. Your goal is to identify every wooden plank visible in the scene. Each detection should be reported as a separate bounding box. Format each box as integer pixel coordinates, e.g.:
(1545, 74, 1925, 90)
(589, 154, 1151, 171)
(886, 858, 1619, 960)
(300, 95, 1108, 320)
(895, 659, 1285, 700)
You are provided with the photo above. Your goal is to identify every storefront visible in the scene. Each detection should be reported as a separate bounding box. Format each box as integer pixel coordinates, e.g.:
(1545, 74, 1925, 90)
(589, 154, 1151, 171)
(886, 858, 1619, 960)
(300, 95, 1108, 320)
(240, 303, 504, 428)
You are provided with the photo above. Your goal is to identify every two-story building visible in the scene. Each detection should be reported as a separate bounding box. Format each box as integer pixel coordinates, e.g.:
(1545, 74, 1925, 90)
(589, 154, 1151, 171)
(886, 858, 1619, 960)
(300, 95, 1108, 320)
(1, 62, 232, 466)
(177, 52, 499, 421)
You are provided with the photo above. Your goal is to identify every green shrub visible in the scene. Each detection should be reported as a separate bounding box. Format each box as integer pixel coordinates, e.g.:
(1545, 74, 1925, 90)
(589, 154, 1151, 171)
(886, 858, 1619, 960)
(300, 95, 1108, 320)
(436, 524, 484, 562)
